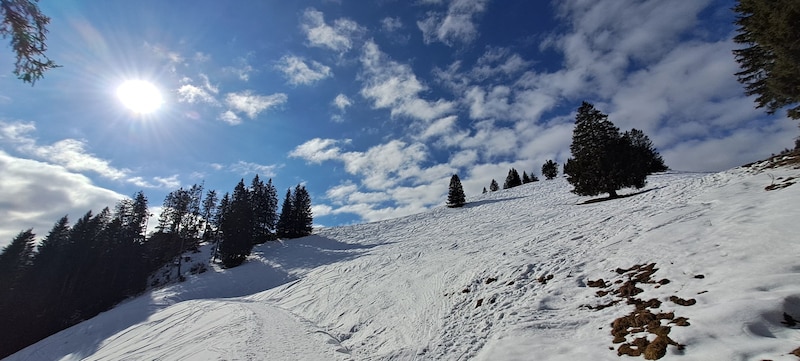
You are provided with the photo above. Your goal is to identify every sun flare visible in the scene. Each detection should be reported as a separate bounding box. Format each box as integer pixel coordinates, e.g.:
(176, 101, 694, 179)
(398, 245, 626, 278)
(116, 80, 163, 114)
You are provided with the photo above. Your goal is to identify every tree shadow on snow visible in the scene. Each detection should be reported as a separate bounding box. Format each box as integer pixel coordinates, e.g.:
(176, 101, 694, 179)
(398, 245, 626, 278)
(258, 234, 379, 274)
(465, 196, 527, 208)
(580, 187, 662, 205)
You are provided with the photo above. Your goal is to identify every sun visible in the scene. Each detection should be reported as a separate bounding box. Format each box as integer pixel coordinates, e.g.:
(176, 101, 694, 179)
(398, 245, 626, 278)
(116, 80, 163, 114)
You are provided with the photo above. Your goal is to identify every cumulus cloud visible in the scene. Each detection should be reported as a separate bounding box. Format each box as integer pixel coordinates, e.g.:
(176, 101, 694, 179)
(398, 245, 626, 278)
(224, 91, 288, 120)
(276, 55, 332, 85)
(360, 41, 455, 121)
(0, 150, 126, 248)
(417, 0, 490, 46)
(229, 161, 280, 177)
(381, 17, 403, 32)
(301, 8, 364, 53)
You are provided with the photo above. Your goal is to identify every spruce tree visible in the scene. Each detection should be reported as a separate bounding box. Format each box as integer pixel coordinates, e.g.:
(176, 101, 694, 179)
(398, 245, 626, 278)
(542, 160, 559, 180)
(276, 188, 294, 239)
(623, 129, 668, 174)
(564, 102, 650, 198)
(733, 0, 800, 120)
(218, 180, 254, 268)
(0, 229, 36, 291)
(291, 185, 313, 237)
(489, 179, 499, 191)
(503, 168, 522, 189)
(522, 171, 532, 184)
(482, 187, 487, 194)
(446, 174, 466, 208)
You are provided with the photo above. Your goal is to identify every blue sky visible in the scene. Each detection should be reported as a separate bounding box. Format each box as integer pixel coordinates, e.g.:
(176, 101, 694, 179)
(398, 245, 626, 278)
(0, 0, 795, 247)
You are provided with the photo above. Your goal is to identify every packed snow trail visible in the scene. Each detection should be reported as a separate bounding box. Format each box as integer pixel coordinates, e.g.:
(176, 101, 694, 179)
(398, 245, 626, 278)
(7, 161, 800, 360)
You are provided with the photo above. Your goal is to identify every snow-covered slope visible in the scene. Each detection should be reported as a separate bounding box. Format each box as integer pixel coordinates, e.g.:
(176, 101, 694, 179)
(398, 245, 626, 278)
(7, 161, 800, 361)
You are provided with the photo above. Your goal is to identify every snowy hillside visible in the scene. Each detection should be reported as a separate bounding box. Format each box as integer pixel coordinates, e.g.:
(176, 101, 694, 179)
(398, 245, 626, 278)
(7, 159, 800, 361)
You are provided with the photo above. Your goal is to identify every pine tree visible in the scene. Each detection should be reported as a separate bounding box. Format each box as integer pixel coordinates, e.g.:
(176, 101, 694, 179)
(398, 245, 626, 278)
(564, 102, 654, 198)
(291, 185, 313, 237)
(732, 0, 800, 120)
(218, 180, 254, 268)
(276, 188, 294, 239)
(446, 174, 466, 208)
(522, 171, 532, 184)
(482, 187, 487, 194)
(623, 129, 668, 174)
(503, 168, 522, 189)
(489, 179, 499, 191)
(542, 160, 559, 180)
(0, 229, 36, 291)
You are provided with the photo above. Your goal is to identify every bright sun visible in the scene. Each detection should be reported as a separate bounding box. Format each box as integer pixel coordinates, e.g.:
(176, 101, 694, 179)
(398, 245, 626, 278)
(116, 80, 163, 114)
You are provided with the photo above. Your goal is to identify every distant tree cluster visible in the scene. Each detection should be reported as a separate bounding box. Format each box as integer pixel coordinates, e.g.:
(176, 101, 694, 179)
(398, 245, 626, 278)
(564, 102, 667, 198)
(542, 160, 559, 180)
(0, 174, 314, 357)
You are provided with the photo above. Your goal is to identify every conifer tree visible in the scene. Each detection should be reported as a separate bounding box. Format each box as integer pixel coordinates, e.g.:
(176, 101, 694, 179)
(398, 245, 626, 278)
(218, 180, 254, 268)
(482, 187, 487, 194)
(503, 168, 522, 189)
(489, 179, 499, 191)
(732, 0, 800, 120)
(0, 229, 35, 291)
(542, 160, 559, 180)
(291, 185, 313, 237)
(446, 174, 466, 208)
(564, 102, 656, 198)
(522, 171, 532, 184)
(276, 188, 294, 239)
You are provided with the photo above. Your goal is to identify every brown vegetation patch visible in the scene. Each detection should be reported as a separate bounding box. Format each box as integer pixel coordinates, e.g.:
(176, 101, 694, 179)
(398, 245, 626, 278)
(485, 277, 498, 284)
(537, 274, 554, 284)
(791, 346, 800, 358)
(587, 263, 698, 359)
(669, 296, 696, 306)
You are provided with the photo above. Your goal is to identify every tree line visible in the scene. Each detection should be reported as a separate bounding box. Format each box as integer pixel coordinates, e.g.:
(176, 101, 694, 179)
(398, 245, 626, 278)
(0, 175, 313, 358)
(447, 101, 667, 207)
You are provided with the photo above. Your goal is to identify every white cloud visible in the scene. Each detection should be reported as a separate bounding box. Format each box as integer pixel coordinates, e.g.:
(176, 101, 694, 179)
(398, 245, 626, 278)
(229, 161, 280, 177)
(332, 94, 353, 111)
(128, 175, 181, 189)
(360, 41, 455, 121)
(0, 150, 126, 248)
(301, 8, 364, 53)
(289, 138, 350, 163)
(218, 110, 241, 125)
(224, 91, 288, 120)
(417, 0, 490, 46)
(276, 55, 332, 85)
(224, 55, 257, 81)
(178, 84, 217, 105)
(381, 17, 403, 32)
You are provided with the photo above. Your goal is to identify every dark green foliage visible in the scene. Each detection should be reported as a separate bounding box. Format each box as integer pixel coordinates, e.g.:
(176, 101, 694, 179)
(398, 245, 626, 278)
(522, 171, 532, 184)
(447, 174, 466, 208)
(276, 185, 314, 239)
(292, 185, 313, 237)
(733, 0, 800, 119)
(276, 188, 294, 239)
(482, 187, 487, 194)
(0, 0, 60, 84)
(503, 168, 522, 189)
(250, 176, 278, 244)
(489, 179, 499, 191)
(0, 229, 35, 292)
(218, 180, 254, 268)
(564, 102, 664, 198)
(542, 160, 559, 180)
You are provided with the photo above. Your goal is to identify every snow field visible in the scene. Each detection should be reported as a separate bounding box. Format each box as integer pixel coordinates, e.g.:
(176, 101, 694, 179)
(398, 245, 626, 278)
(7, 161, 800, 360)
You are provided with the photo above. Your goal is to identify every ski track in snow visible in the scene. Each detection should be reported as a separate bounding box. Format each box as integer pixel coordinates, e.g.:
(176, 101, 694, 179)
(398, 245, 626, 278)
(6, 162, 800, 361)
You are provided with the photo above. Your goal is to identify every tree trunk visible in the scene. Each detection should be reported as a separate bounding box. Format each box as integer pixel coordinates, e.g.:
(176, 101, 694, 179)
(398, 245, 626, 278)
(608, 190, 619, 199)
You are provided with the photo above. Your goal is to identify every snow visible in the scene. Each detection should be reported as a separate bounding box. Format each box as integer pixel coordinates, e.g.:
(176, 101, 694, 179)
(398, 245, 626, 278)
(6, 161, 800, 361)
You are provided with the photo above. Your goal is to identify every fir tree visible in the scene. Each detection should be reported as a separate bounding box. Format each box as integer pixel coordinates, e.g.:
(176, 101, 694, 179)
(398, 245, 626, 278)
(276, 188, 294, 239)
(623, 129, 668, 174)
(522, 171, 532, 184)
(0, 229, 35, 291)
(482, 187, 487, 194)
(564, 102, 652, 198)
(489, 179, 499, 191)
(218, 180, 254, 268)
(732, 0, 800, 120)
(503, 168, 522, 189)
(446, 174, 466, 208)
(291, 185, 313, 238)
(542, 160, 559, 180)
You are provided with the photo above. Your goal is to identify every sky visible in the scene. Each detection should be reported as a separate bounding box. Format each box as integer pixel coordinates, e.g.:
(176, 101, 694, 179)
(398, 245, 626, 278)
(0, 0, 796, 247)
